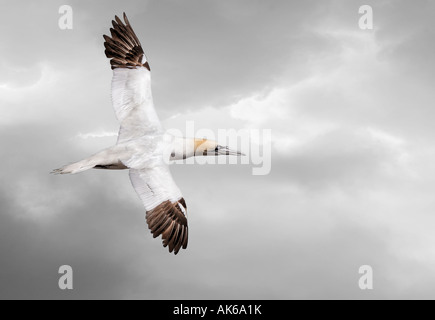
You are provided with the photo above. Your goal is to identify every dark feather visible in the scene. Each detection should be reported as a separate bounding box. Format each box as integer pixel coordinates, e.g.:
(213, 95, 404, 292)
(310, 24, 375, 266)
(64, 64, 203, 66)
(145, 199, 188, 255)
(103, 13, 151, 71)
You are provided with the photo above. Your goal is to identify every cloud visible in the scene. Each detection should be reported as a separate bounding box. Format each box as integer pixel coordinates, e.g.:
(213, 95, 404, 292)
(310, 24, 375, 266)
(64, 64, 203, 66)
(2, 0, 435, 299)
(76, 130, 118, 140)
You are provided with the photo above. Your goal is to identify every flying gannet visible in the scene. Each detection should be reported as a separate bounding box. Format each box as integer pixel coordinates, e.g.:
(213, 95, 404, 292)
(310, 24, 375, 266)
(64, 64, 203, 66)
(52, 13, 243, 255)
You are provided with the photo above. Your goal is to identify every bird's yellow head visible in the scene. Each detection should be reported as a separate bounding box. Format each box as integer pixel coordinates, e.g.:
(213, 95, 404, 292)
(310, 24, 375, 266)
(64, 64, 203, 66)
(194, 138, 244, 156)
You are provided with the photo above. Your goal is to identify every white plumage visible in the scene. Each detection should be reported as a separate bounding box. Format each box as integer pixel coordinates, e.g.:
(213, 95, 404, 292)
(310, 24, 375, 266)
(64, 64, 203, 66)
(52, 13, 243, 255)
(129, 167, 183, 211)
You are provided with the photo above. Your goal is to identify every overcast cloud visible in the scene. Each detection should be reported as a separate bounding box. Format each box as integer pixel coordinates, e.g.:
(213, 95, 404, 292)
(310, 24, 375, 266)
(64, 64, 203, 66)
(1, 0, 435, 299)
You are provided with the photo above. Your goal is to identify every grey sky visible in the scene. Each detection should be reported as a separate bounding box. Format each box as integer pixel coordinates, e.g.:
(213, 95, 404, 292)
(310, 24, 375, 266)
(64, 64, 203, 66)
(1, 0, 435, 299)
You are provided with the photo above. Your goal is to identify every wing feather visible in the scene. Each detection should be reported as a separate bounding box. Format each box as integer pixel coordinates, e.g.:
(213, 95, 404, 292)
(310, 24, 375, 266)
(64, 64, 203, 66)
(103, 13, 161, 143)
(129, 167, 188, 255)
(104, 14, 187, 254)
(104, 13, 149, 70)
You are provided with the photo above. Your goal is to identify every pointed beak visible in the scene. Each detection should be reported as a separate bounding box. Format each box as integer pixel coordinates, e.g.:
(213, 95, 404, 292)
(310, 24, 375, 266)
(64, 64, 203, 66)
(216, 146, 245, 156)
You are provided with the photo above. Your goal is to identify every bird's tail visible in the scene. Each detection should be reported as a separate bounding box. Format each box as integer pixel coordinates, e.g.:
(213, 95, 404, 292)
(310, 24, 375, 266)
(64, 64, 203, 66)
(51, 146, 129, 175)
(51, 157, 98, 175)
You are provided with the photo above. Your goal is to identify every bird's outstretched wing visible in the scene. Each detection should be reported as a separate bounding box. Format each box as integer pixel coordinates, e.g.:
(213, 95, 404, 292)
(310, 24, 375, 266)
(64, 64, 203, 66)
(129, 166, 188, 255)
(103, 13, 162, 143)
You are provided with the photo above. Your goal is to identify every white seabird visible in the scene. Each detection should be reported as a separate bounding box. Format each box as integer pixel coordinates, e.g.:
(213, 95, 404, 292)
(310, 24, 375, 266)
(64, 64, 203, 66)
(52, 13, 243, 255)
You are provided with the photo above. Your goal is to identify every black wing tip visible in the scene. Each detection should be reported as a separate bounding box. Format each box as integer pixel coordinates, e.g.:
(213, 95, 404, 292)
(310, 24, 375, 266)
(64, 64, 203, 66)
(112, 12, 129, 28)
(103, 12, 150, 71)
(146, 200, 188, 255)
(144, 61, 151, 71)
(114, 14, 123, 25)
